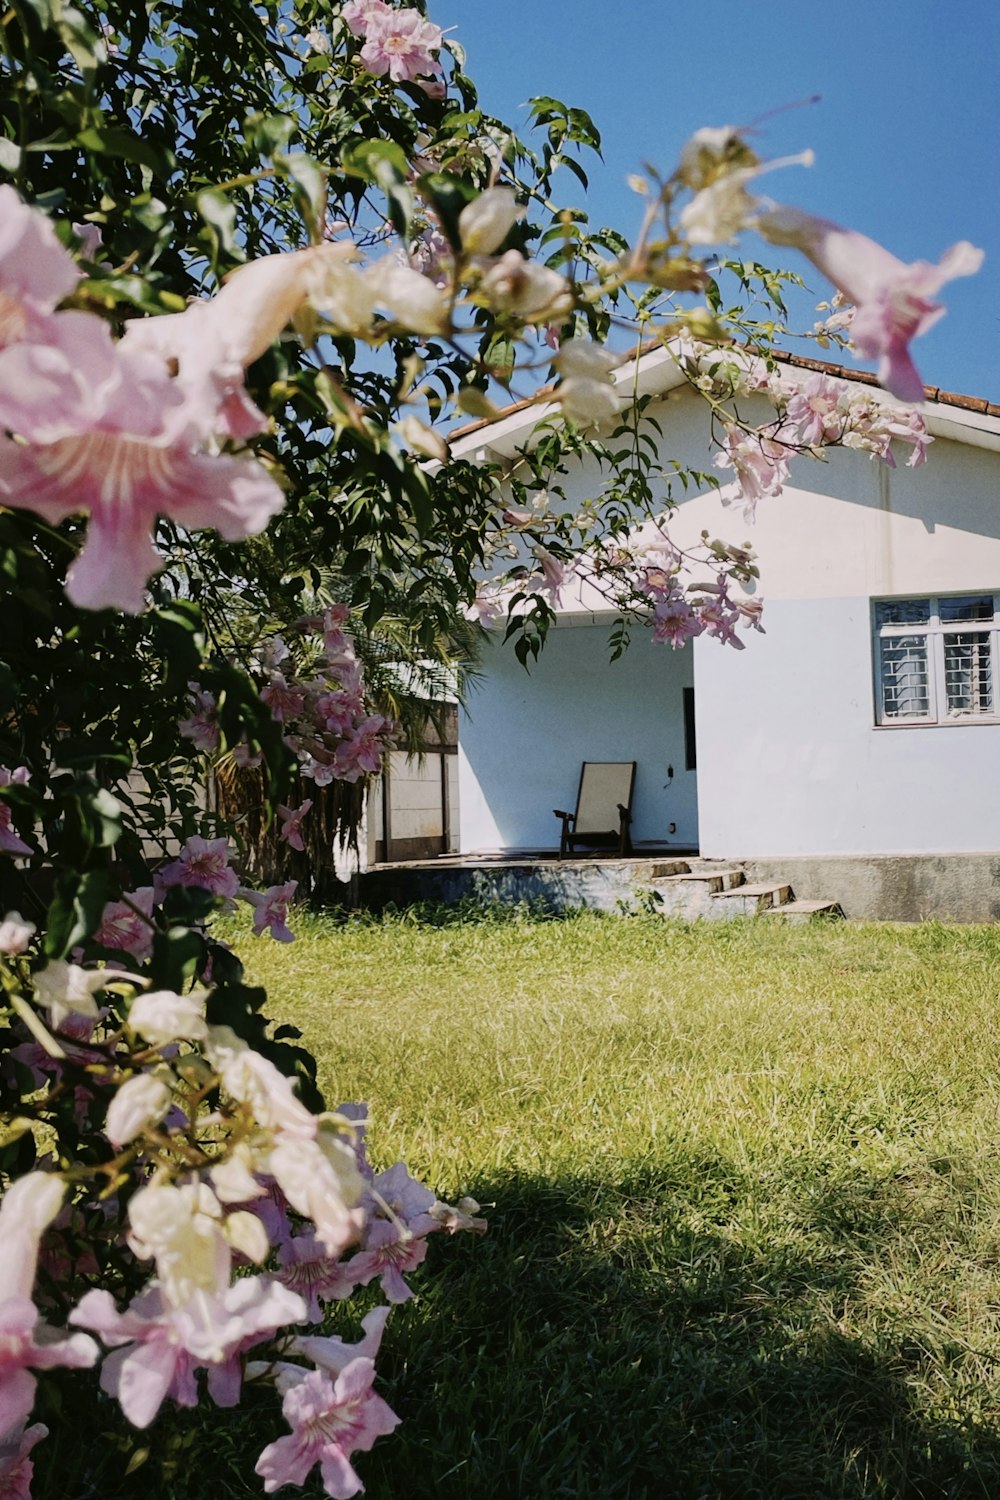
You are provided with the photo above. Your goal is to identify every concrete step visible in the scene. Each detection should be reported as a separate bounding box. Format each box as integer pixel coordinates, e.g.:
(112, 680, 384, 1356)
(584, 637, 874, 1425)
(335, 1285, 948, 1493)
(644, 867, 747, 919)
(712, 882, 792, 914)
(761, 899, 844, 923)
(656, 868, 746, 893)
(643, 860, 692, 879)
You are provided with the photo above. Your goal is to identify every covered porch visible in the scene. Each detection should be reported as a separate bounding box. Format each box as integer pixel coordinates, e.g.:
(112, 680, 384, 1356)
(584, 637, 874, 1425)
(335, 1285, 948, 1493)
(457, 617, 698, 855)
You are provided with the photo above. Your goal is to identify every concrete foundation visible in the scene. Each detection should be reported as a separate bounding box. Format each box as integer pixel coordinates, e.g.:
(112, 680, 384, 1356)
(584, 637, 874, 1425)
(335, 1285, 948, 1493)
(358, 856, 690, 915)
(742, 853, 1000, 924)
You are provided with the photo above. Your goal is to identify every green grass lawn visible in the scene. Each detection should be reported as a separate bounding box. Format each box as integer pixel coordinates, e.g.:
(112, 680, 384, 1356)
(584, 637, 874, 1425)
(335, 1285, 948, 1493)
(48, 908, 1000, 1500)
(228, 907, 1000, 1500)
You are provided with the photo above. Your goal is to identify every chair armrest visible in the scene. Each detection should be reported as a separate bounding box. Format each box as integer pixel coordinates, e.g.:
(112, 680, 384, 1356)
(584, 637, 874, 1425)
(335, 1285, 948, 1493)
(553, 809, 574, 822)
(616, 803, 632, 825)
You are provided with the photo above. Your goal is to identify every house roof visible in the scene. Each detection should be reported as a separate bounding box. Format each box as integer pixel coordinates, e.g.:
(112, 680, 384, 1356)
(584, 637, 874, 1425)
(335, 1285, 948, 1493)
(448, 345, 1000, 461)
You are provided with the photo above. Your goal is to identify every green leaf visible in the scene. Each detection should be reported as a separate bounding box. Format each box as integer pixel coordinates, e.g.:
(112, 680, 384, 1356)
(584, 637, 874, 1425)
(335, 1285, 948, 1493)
(76, 127, 175, 177)
(44, 868, 110, 958)
(196, 187, 239, 258)
(246, 112, 297, 155)
(150, 925, 205, 992)
(274, 152, 327, 240)
(341, 139, 409, 182)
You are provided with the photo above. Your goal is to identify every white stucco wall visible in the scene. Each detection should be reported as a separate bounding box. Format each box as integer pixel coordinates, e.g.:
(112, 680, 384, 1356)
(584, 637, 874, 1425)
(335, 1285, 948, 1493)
(685, 433, 1000, 857)
(459, 622, 696, 851)
(457, 376, 1000, 860)
(695, 596, 1000, 856)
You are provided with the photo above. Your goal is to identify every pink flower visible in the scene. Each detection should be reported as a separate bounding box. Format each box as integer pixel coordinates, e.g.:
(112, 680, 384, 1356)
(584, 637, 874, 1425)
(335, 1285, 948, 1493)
(0, 314, 283, 612)
(72, 1277, 305, 1429)
(233, 740, 263, 770)
(276, 1235, 359, 1320)
(0, 1299, 96, 1435)
(241, 880, 298, 942)
(0, 768, 32, 858)
(255, 1359, 399, 1499)
(123, 244, 359, 438)
(179, 685, 220, 753)
(714, 426, 792, 516)
(277, 801, 312, 852)
(158, 836, 240, 901)
(72, 221, 105, 260)
(359, 9, 444, 83)
(332, 717, 391, 783)
(261, 673, 306, 725)
(758, 206, 984, 402)
(346, 1218, 429, 1304)
(94, 887, 155, 960)
(121, 300, 268, 444)
(370, 1162, 437, 1234)
(0, 1420, 48, 1500)
(275, 1306, 390, 1390)
(527, 548, 566, 605)
(316, 689, 362, 735)
(652, 598, 704, 649)
(0, 186, 79, 350)
(409, 225, 453, 288)
(784, 372, 850, 446)
(341, 0, 392, 37)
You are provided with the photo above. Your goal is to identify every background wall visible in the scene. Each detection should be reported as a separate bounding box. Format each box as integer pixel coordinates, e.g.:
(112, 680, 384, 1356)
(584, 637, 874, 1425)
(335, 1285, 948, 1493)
(459, 382, 1000, 861)
(680, 431, 1000, 858)
(458, 622, 696, 852)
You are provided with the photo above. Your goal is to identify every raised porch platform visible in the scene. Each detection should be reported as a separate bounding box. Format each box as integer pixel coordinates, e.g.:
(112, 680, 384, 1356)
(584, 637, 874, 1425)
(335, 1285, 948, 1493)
(358, 849, 842, 921)
(360, 847, 695, 914)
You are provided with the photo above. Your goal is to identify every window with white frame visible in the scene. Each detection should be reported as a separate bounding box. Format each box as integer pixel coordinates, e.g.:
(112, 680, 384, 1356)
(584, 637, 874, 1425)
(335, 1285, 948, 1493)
(873, 594, 999, 725)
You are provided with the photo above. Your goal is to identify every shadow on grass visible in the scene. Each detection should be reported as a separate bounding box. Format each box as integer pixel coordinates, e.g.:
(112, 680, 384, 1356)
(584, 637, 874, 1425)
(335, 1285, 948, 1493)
(365, 1155, 1000, 1500)
(34, 1149, 1000, 1500)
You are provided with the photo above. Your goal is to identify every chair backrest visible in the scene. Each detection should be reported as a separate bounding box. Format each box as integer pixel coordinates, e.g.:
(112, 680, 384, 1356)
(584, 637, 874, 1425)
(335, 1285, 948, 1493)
(574, 761, 636, 833)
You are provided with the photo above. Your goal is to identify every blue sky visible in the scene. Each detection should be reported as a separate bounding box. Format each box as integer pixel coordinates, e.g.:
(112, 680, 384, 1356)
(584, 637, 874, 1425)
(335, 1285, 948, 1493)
(438, 0, 1000, 400)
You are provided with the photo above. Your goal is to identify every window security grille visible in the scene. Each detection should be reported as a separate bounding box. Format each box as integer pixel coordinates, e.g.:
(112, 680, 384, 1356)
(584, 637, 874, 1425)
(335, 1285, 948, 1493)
(874, 594, 1000, 725)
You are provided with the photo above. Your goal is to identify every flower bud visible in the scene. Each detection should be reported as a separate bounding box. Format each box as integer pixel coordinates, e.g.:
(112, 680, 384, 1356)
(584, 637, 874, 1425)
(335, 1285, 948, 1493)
(458, 187, 521, 256)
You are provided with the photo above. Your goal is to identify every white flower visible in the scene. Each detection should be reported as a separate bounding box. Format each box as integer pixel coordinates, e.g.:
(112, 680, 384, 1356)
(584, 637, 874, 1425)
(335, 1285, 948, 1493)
(677, 125, 748, 188)
(128, 989, 208, 1046)
(366, 257, 451, 336)
(224, 1209, 270, 1265)
(210, 1145, 265, 1204)
(0, 910, 35, 954)
(32, 961, 113, 1029)
(206, 1024, 317, 1136)
(105, 1072, 172, 1146)
(458, 187, 522, 256)
(127, 1180, 229, 1306)
(305, 25, 330, 53)
(553, 339, 618, 382)
(477, 250, 572, 321)
(0, 1171, 65, 1301)
(557, 378, 620, 426)
(269, 1123, 365, 1255)
(680, 169, 761, 245)
(554, 339, 620, 426)
(307, 244, 377, 336)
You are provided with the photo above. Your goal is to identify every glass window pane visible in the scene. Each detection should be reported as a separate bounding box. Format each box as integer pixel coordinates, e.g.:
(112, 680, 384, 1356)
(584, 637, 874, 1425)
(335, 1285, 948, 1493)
(944, 632, 993, 714)
(880, 635, 931, 719)
(940, 594, 994, 623)
(875, 599, 931, 627)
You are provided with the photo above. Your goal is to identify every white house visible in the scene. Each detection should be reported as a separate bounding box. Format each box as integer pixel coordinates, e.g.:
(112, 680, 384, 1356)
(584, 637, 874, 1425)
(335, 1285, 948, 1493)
(449, 348, 1000, 921)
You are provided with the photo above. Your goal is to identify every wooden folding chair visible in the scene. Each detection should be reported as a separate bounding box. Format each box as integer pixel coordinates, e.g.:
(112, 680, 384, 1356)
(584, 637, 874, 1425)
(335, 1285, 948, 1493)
(554, 761, 636, 858)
